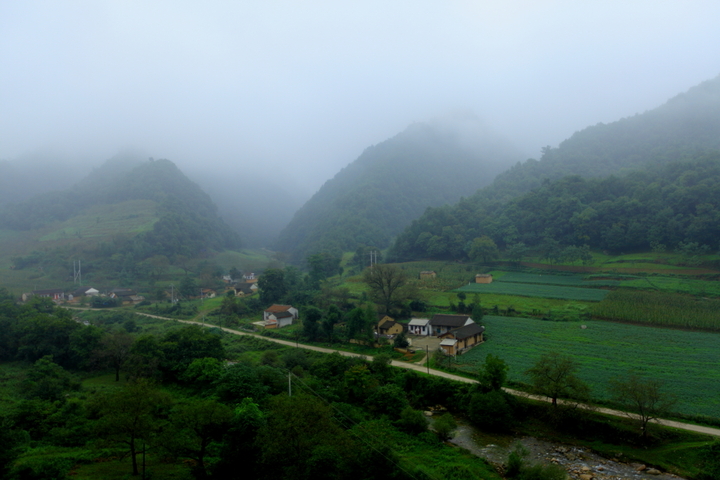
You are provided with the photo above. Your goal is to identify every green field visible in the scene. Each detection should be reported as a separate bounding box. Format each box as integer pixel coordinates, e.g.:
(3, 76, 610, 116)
(619, 276, 720, 297)
(455, 315, 720, 418)
(495, 272, 620, 287)
(456, 282, 609, 302)
(592, 290, 720, 330)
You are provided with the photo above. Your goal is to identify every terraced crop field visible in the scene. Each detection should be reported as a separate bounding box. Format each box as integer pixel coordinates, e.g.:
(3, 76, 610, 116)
(456, 282, 609, 301)
(495, 272, 620, 287)
(456, 315, 720, 418)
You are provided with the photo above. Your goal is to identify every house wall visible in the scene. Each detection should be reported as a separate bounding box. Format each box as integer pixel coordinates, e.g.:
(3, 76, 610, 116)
(475, 275, 493, 284)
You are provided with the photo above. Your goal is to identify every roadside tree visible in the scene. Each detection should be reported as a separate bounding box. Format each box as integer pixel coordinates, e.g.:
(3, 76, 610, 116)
(525, 352, 590, 407)
(610, 373, 676, 440)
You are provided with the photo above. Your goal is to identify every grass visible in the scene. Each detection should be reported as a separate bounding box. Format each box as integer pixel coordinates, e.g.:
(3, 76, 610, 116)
(453, 315, 720, 418)
(456, 282, 609, 302)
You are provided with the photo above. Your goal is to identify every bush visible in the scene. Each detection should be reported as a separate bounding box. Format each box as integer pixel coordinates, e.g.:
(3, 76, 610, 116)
(433, 413, 457, 441)
(395, 406, 428, 435)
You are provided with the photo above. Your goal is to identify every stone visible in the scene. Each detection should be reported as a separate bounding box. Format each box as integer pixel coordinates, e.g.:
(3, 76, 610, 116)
(581, 466, 592, 472)
(647, 468, 661, 475)
(635, 464, 647, 471)
(579, 474, 593, 480)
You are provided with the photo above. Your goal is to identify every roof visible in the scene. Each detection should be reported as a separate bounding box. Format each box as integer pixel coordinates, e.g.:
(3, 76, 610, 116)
(273, 311, 294, 319)
(236, 284, 254, 294)
(449, 323, 485, 340)
(377, 313, 393, 320)
(379, 320, 398, 330)
(440, 338, 458, 346)
(409, 318, 430, 326)
(264, 304, 293, 313)
(420, 270, 436, 274)
(112, 288, 137, 296)
(32, 289, 64, 295)
(430, 314, 473, 328)
(475, 274, 492, 278)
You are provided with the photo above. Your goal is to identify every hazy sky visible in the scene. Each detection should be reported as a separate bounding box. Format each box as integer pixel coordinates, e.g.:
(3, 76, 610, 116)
(2, 1, 719, 196)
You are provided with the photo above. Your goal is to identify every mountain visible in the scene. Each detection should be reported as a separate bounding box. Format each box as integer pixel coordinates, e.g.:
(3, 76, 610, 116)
(389, 75, 720, 261)
(274, 117, 524, 262)
(1, 154, 241, 285)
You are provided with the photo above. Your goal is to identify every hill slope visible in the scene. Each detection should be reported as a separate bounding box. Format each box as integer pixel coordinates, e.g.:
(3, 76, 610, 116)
(275, 118, 523, 262)
(0, 155, 242, 284)
(390, 75, 720, 261)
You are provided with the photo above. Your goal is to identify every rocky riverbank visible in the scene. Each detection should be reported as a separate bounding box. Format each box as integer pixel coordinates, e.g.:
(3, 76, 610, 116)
(448, 422, 686, 480)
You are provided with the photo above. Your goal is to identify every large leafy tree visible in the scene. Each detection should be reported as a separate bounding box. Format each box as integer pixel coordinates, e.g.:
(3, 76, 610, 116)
(468, 236, 499, 263)
(525, 352, 590, 407)
(362, 264, 417, 313)
(91, 380, 172, 476)
(610, 373, 676, 439)
(258, 269, 287, 305)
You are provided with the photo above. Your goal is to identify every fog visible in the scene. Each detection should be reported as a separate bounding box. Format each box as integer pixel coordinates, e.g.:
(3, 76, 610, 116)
(2, 1, 719, 218)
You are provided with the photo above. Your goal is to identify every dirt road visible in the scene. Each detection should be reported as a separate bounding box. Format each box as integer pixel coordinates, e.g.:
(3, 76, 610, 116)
(122, 311, 720, 438)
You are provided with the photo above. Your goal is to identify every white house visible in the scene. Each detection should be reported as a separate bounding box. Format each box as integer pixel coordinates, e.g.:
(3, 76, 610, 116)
(408, 318, 431, 336)
(265, 310, 295, 328)
(263, 304, 299, 321)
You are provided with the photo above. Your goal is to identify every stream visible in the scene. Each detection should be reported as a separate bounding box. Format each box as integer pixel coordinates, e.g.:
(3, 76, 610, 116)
(446, 419, 687, 480)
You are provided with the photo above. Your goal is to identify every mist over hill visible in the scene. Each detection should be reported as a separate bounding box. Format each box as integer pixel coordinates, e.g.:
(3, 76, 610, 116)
(274, 116, 524, 262)
(389, 75, 720, 261)
(0, 154, 241, 265)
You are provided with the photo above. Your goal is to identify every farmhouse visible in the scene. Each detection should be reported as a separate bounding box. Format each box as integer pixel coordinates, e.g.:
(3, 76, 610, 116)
(73, 286, 99, 297)
(419, 270, 437, 280)
(263, 304, 299, 321)
(31, 289, 65, 301)
(376, 314, 404, 336)
(439, 323, 485, 355)
(234, 283, 255, 297)
(475, 274, 493, 284)
(265, 310, 294, 329)
(430, 314, 474, 336)
(408, 318, 431, 336)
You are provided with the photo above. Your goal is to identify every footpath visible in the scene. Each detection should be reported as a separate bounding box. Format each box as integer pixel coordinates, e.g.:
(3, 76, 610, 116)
(114, 310, 720, 438)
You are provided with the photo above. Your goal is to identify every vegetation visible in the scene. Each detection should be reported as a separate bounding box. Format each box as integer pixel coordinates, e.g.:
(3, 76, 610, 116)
(457, 282, 609, 302)
(274, 120, 521, 262)
(592, 289, 720, 330)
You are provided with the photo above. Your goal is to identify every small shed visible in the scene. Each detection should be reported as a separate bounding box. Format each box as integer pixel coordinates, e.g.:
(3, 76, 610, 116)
(419, 271, 437, 280)
(408, 318, 431, 336)
(475, 274, 493, 284)
(440, 338, 458, 356)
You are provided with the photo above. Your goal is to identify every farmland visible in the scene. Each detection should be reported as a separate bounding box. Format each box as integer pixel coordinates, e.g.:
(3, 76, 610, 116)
(592, 290, 720, 331)
(454, 315, 720, 418)
(456, 281, 609, 302)
(494, 272, 620, 287)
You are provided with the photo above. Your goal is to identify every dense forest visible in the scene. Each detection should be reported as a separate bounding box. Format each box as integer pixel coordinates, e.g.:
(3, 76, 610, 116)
(389, 76, 720, 262)
(274, 119, 523, 263)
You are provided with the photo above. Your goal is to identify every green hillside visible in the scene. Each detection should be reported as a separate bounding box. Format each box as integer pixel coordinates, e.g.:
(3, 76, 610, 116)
(0, 155, 242, 289)
(275, 119, 523, 262)
(390, 76, 720, 261)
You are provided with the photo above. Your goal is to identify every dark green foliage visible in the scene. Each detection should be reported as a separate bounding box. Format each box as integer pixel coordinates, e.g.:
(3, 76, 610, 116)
(21, 355, 81, 401)
(275, 121, 520, 261)
(478, 354, 509, 392)
(391, 76, 720, 261)
(258, 268, 287, 305)
(214, 363, 269, 402)
(433, 413, 457, 441)
(160, 325, 225, 379)
(393, 332, 409, 348)
(468, 390, 517, 432)
(395, 406, 428, 435)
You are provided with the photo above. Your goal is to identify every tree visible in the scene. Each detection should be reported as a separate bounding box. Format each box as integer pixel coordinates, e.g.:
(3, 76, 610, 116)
(258, 269, 287, 305)
(433, 413, 457, 441)
(91, 379, 172, 476)
(478, 354, 508, 392)
(468, 236, 499, 263)
(166, 399, 233, 479)
(301, 306, 322, 341)
(506, 242, 528, 264)
(21, 355, 81, 401)
(362, 264, 417, 313)
(179, 275, 197, 300)
(95, 331, 134, 382)
(525, 352, 590, 406)
(610, 373, 676, 439)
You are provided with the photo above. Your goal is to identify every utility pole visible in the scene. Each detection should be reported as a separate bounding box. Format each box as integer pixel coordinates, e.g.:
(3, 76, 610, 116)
(288, 372, 292, 397)
(170, 284, 174, 304)
(426, 345, 430, 374)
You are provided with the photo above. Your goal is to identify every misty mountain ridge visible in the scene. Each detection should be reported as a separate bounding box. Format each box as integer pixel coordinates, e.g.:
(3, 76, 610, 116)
(389, 75, 720, 261)
(274, 117, 524, 262)
(0, 154, 241, 259)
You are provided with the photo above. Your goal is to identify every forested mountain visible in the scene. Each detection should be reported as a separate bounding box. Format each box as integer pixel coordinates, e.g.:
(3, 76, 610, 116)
(390, 75, 720, 261)
(275, 118, 523, 262)
(1, 154, 241, 268)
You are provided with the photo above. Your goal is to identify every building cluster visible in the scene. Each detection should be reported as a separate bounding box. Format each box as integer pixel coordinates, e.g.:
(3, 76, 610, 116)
(408, 314, 485, 356)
